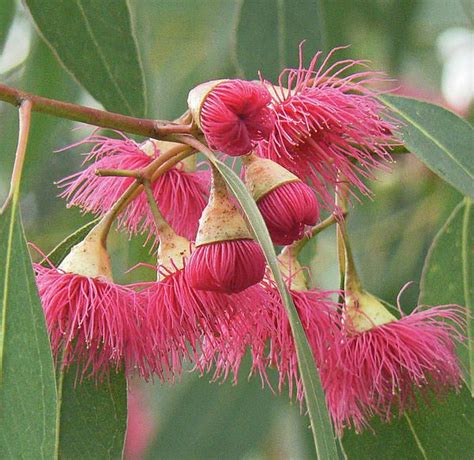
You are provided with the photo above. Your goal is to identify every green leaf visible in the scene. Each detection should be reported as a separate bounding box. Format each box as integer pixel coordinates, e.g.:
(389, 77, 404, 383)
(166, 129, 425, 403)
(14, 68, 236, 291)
(57, 366, 127, 459)
(24, 0, 147, 117)
(209, 158, 337, 459)
(0, 0, 15, 53)
(380, 95, 474, 199)
(235, 0, 326, 82)
(45, 218, 100, 267)
(420, 198, 473, 393)
(0, 204, 57, 458)
(342, 387, 474, 460)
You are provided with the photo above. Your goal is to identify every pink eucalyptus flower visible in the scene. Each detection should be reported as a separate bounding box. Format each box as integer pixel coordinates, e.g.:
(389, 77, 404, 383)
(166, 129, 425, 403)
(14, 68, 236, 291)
(199, 80, 274, 156)
(257, 46, 396, 209)
(139, 259, 272, 381)
(326, 304, 465, 435)
(201, 267, 341, 402)
(186, 239, 266, 293)
(263, 286, 341, 401)
(257, 181, 320, 245)
(34, 263, 152, 380)
(57, 133, 209, 241)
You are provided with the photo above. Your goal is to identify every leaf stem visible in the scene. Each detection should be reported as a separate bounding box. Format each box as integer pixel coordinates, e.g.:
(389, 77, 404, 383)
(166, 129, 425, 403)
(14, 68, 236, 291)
(0, 100, 33, 214)
(0, 83, 195, 141)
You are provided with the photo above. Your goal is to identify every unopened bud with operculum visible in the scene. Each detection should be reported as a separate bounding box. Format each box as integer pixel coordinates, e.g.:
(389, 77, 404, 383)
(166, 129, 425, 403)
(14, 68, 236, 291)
(244, 154, 319, 245)
(187, 79, 274, 156)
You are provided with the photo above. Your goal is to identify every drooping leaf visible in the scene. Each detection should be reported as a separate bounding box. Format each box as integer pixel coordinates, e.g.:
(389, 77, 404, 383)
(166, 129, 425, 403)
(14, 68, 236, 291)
(235, 0, 327, 82)
(0, 204, 57, 458)
(24, 0, 147, 117)
(380, 95, 474, 199)
(342, 387, 474, 459)
(57, 366, 127, 459)
(420, 198, 473, 393)
(209, 158, 337, 459)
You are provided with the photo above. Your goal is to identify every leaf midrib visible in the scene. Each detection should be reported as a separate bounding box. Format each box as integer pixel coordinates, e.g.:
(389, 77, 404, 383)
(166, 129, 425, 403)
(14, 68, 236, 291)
(75, 0, 134, 116)
(0, 205, 17, 381)
(461, 198, 473, 396)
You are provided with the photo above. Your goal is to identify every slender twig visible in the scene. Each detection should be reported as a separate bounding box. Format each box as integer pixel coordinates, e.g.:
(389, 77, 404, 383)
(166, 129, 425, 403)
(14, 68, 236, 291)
(0, 100, 33, 214)
(335, 185, 362, 294)
(95, 168, 142, 178)
(0, 83, 195, 140)
(289, 213, 343, 256)
(142, 179, 168, 235)
(96, 145, 195, 243)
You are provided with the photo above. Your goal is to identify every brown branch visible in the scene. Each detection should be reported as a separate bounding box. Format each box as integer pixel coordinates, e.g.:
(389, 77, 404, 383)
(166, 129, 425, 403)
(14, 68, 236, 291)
(0, 83, 195, 140)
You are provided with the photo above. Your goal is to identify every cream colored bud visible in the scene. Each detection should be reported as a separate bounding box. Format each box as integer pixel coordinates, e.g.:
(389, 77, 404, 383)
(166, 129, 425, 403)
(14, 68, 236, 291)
(345, 291, 397, 333)
(58, 225, 112, 281)
(243, 154, 300, 202)
(277, 247, 308, 291)
(195, 169, 251, 246)
(157, 228, 193, 275)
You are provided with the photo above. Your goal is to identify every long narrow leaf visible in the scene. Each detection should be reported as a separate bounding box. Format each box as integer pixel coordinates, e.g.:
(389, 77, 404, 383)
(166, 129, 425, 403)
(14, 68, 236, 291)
(210, 158, 337, 459)
(419, 198, 473, 394)
(0, 204, 57, 458)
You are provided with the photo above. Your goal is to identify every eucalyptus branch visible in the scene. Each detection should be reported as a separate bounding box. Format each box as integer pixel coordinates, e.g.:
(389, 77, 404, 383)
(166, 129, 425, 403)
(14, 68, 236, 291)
(0, 100, 33, 214)
(0, 83, 195, 141)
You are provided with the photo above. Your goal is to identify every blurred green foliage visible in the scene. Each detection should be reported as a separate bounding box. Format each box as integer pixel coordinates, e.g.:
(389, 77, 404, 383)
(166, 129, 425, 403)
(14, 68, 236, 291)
(0, 0, 472, 458)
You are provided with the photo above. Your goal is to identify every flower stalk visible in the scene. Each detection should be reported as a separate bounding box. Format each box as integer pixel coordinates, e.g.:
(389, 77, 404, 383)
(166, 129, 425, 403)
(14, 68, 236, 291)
(92, 144, 194, 245)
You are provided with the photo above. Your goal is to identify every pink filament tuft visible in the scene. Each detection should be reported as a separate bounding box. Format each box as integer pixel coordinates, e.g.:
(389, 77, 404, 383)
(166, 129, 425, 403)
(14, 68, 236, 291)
(186, 239, 266, 293)
(34, 264, 153, 380)
(257, 47, 397, 210)
(200, 280, 342, 402)
(200, 80, 274, 156)
(57, 135, 209, 241)
(325, 304, 465, 435)
(138, 263, 272, 381)
(257, 181, 320, 245)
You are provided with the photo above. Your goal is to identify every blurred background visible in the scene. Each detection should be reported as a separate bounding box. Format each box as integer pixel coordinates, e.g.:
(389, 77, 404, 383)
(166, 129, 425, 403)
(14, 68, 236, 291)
(0, 0, 472, 458)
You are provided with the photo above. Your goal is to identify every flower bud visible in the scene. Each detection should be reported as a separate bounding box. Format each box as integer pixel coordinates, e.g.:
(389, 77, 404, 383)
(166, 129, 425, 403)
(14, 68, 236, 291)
(187, 169, 266, 293)
(244, 154, 319, 245)
(277, 246, 308, 291)
(156, 225, 192, 275)
(58, 222, 112, 280)
(188, 79, 274, 156)
(344, 290, 396, 333)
